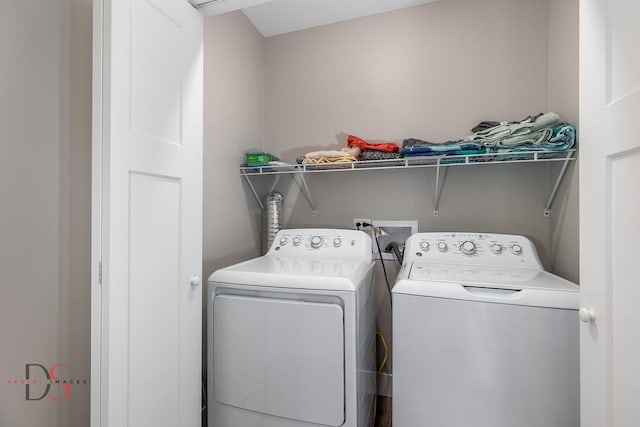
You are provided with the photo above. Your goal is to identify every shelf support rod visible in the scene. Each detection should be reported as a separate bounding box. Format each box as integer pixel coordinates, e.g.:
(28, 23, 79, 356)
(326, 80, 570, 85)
(296, 172, 317, 216)
(433, 159, 442, 216)
(543, 151, 574, 217)
(241, 172, 265, 212)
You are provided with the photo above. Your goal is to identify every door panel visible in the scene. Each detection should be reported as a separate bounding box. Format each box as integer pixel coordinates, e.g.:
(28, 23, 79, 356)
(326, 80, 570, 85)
(580, 0, 640, 426)
(213, 294, 345, 427)
(128, 173, 181, 426)
(92, 0, 203, 426)
(609, 148, 640, 424)
(607, 1, 640, 103)
(393, 295, 578, 427)
(130, 0, 182, 144)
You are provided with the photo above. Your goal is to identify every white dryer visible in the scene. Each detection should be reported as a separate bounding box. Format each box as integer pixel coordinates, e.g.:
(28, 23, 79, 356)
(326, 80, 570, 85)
(208, 228, 376, 427)
(393, 232, 580, 427)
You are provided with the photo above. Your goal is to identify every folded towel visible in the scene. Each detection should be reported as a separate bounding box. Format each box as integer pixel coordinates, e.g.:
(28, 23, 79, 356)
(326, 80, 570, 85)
(491, 123, 576, 152)
(302, 156, 358, 164)
(466, 112, 561, 147)
(470, 113, 544, 133)
(361, 151, 402, 161)
(401, 138, 484, 156)
(303, 146, 361, 160)
(298, 146, 361, 164)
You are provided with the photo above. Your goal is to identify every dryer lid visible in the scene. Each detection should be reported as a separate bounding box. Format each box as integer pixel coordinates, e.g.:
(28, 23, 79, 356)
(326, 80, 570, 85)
(209, 255, 373, 291)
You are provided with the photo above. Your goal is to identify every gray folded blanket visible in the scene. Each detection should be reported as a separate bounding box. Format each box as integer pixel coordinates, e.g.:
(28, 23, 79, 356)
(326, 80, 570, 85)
(361, 151, 401, 161)
(465, 112, 562, 147)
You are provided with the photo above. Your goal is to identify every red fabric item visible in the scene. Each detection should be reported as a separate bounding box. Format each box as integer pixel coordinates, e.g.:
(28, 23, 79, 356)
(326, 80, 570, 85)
(347, 134, 400, 153)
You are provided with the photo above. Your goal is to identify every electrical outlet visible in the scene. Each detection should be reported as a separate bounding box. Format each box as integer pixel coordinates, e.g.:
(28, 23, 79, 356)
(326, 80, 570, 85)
(353, 218, 372, 230)
(371, 220, 418, 260)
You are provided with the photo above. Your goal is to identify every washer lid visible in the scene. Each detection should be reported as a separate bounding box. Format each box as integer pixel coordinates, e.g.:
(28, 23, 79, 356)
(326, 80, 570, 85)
(395, 262, 579, 309)
(408, 262, 577, 291)
(209, 255, 373, 291)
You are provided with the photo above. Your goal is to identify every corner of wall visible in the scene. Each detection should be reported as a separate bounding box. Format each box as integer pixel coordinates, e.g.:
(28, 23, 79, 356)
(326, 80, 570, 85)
(547, 0, 580, 283)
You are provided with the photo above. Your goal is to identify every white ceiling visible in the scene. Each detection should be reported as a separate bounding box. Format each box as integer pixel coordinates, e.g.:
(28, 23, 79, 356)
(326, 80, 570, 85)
(193, 0, 439, 38)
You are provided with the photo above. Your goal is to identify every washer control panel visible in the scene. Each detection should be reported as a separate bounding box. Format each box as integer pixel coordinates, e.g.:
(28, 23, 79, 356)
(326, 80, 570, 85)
(268, 228, 372, 261)
(406, 232, 543, 269)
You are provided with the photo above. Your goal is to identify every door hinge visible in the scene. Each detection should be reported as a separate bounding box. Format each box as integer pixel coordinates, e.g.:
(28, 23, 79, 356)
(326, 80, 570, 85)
(99, 261, 102, 285)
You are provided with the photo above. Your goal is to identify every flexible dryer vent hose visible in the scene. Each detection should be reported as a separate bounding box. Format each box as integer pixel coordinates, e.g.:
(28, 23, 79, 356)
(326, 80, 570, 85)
(263, 192, 284, 254)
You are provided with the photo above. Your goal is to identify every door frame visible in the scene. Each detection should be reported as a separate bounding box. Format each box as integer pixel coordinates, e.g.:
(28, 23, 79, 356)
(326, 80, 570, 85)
(90, 0, 105, 424)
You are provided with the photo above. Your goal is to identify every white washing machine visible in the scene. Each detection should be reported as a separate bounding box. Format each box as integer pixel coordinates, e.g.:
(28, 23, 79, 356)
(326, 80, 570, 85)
(392, 232, 580, 427)
(207, 228, 376, 427)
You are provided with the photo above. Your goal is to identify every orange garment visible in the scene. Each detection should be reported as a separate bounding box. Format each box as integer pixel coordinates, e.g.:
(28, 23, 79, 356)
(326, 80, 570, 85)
(347, 134, 400, 153)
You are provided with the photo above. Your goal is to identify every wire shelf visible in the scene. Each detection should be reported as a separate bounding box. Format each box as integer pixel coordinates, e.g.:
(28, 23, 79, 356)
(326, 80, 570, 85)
(239, 149, 577, 217)
(239, 149, 576, 176)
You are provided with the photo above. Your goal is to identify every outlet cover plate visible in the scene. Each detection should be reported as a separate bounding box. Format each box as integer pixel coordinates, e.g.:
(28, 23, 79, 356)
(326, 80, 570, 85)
(353, 218, 372, 230)
(371, 220, 418, 260)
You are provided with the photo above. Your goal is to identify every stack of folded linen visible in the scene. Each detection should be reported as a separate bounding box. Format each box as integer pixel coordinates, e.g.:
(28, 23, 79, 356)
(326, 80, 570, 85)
(297, 146, 361, 164)
(464, 112, 576, 152)
(401, 112, 576, 158)
(347, 135, 401, 161)
(296, 135, 402, 164)
(400, 139, 486, 157)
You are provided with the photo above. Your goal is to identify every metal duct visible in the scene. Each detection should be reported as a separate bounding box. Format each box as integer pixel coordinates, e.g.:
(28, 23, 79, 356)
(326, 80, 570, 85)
(262, 192, 283, 254)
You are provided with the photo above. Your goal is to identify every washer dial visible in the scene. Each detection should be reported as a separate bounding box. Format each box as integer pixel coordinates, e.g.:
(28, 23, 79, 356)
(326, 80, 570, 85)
(310, 236, 323, 249)
(437, 242, 448, 252)
(420, 241, 430, 251)
(460, 241, 477, 255)
(510, 244, 523, 255)
(489, 243, 502, 254)
(333, 237, 342, 248)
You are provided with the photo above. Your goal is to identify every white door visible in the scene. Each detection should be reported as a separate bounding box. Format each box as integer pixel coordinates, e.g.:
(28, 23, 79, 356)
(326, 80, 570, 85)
(91, 0, 203, 426)
(579, 0, 640, 426)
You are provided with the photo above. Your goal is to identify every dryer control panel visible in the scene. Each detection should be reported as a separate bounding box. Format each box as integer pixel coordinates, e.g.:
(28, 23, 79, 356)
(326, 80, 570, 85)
(268, 228, 373, 262)
(403, 232, 543, 269)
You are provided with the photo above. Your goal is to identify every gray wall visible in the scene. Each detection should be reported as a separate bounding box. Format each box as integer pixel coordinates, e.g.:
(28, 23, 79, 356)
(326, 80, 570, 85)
(0, 0, 92, 425)
(203, 11, 265, 284)
(548, 0, 579, 284)
(0, 0, 579, 422)
(255, 0, 579, 394)
(202, 11, 266, 391)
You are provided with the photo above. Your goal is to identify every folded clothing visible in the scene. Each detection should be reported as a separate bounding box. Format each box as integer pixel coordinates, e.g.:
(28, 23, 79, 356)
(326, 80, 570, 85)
(465, 112, 563, 148)
(347, 134, 400, 153)
(361, 151, 402, 161)
(490, 123, 576, 152)
(470, 113, 545, 133)
(400, 114, 575, 159)
(298, 146, 361, 164)
(401, 138, 485, 156)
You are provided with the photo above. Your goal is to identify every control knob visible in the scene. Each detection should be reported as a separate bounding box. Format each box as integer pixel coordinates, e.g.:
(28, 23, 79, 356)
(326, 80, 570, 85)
(310, 236, 323, 249)
(510, 244, 523, 255)
(489, 244, 502, 254)
(279, 237, 288, 246)
(333, 237, 342, 248)
(420, 241, 430, 251)
(461, 241, 476, 255)
(293, 237, 302, 246)
(437, 242, 448, 252)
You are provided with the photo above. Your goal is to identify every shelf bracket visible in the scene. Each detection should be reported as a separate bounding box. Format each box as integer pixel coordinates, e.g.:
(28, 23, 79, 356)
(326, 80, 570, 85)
(433, 159, 447, 216)
(543, 151, 574, 217)
(295, 171, 317, 216)
(241, 171, 265, 212)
